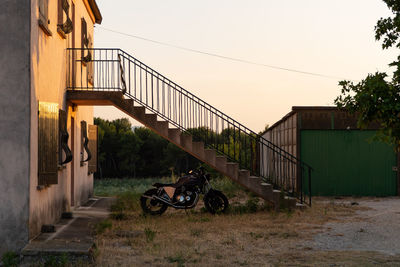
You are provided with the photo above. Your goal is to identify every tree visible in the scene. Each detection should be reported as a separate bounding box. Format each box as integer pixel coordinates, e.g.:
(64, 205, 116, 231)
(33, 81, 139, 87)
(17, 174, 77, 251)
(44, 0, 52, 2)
(335, 0, 400, 148)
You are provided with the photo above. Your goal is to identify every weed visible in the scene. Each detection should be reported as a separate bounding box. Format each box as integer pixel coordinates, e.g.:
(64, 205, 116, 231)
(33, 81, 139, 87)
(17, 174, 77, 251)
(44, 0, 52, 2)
(234, 259, 249, 266)
(229, 197, 260, 214)
(166, 253, 185, 267)
(96, 219, 112, 235)
(210, 176, 243, 198)
(59, 253, 69, 266)
(144, 227, 156, 242)
(110, 211, 128, 220)
(110, 191, 141, 212)
(280, 231, 299, 239)
(215, 254, 223, 259)
(249, 232, 263, 240)
(187, 216, 211, 223)
(245, 198, 259, 213)
(222, 234, 236, 245)
(1, 251, 19, 267)
(190, 228, 203, 237)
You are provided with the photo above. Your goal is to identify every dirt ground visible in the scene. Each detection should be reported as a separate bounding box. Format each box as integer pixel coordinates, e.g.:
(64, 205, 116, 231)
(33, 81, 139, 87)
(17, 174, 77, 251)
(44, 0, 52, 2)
(94, 196, 400, 266)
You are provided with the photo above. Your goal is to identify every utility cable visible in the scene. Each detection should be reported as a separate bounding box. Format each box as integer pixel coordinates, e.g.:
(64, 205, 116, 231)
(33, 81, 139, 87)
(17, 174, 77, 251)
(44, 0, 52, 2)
(96, 26, 348, 80)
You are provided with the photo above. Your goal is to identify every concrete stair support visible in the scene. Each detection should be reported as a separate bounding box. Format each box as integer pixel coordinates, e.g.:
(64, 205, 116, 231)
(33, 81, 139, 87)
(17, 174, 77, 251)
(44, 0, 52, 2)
(215, 156, 227, 173)
(180, 134, 193, 151)
(204, 149, 216, 166)
(168, 129, 181, 145)
(192, 142, 205, 160)
(155, 121, 169, 137)
(226, 163, 239, 180)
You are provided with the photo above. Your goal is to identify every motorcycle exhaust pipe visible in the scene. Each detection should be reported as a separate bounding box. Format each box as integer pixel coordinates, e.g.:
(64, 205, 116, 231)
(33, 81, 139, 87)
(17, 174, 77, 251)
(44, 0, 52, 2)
(153, 195, 199, 209)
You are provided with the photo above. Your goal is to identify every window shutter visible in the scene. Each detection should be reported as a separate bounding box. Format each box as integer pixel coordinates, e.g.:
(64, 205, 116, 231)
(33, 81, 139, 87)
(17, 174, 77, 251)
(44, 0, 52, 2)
(59, 109, 72, 165)
(81, 121, 91, 164)
(88, 125, 98, 173)
(38, 102, 59, 186)
(39, 0, 48, 20)
(87, 35, 94, 84)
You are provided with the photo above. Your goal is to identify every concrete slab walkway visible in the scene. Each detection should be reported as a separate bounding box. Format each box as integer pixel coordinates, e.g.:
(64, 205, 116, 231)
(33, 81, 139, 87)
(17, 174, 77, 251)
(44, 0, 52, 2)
(22, 197, 114, 261)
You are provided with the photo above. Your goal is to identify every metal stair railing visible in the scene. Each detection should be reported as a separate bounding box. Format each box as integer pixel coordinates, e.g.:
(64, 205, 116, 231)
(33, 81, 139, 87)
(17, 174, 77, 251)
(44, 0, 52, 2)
(67, 48, 312, 205)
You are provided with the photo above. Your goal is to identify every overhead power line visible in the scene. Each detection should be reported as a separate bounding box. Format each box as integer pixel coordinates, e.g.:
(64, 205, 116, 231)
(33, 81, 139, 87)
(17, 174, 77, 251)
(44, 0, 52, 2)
(96, 26, 348, 80)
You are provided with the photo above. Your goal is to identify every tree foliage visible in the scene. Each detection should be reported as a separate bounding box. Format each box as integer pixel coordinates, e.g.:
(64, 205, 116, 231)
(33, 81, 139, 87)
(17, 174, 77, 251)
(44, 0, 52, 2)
(95, 118, 201, 178)
(335, 0, 400, 147)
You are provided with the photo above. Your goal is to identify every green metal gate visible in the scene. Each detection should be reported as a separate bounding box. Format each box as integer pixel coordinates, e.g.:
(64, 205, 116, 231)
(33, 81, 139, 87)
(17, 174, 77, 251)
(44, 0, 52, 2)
(301, 130, 397, 196)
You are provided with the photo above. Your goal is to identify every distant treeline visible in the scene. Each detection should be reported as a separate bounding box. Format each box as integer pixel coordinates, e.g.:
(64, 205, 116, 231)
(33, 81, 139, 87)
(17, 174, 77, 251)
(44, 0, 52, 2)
(95, 118, 200, 178)
(95, 117, 261, 179)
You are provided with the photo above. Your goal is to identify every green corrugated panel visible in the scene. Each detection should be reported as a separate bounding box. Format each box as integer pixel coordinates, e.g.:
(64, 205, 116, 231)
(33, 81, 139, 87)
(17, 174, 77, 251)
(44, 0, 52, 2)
(301, 130, 397, 196)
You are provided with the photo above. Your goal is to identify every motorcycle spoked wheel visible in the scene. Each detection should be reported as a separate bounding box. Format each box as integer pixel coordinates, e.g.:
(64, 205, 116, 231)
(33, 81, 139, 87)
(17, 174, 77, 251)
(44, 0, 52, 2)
(204, 190, 229, 214)
(140, 188, 168, 215)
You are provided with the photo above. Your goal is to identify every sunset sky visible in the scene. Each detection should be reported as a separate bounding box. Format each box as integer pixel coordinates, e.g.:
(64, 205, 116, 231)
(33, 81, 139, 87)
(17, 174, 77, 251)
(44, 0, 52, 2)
(93, 0, 396, 132)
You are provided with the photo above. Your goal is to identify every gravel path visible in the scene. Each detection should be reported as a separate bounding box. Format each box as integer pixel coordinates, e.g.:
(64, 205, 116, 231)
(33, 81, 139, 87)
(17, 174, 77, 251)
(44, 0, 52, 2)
(310, 198, 400, 255)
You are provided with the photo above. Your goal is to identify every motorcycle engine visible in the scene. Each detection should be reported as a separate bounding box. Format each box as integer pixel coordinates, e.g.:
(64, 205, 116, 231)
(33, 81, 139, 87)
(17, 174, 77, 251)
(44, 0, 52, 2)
(175, 191, 196, 206)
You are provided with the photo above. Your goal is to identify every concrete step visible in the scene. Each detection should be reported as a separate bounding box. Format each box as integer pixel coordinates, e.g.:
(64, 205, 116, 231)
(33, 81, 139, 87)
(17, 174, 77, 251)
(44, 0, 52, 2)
(124, 99, 134, 106)
(155, 121, 169, 137)
(248, 176, 262, 195)
(260, 183, 273, 199)
(226, 162, 239, 180)
(204, 149, 216, 166)
(282, 196, 297, 211)
(132, 106, 145, 121)
(273, 190, 281, 212)
(143, 113, 157, 126)
(168, 128, 181, 145)
(238, 169, 250, 183)
(180, 133, 193, 151)
(295, 203, 307, 210)
(215, 156, 227, 173)
(192, 141, 205, 159)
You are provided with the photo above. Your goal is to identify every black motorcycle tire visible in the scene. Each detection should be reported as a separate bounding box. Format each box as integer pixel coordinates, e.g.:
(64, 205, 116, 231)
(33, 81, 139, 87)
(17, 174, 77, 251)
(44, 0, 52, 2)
(204, 190, 229, 214)
(140, 188, 168, 215)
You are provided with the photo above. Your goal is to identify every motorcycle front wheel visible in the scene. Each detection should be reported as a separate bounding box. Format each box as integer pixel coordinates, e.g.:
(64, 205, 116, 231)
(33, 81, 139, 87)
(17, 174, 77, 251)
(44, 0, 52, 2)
(140, 188, 168, 215)
(204, 190, 229, 214)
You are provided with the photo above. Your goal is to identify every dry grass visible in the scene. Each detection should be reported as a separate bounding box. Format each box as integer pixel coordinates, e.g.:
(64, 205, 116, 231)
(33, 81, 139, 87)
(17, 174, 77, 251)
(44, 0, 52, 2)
(92, 195, 400, 267)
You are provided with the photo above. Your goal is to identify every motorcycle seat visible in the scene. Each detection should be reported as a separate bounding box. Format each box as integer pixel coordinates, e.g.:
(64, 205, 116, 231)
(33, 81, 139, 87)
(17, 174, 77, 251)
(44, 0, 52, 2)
(153, 182, 177, 188)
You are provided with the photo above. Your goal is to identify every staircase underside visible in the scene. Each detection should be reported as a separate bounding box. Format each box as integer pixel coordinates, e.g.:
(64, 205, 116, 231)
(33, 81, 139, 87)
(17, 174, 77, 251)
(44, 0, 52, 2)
(68, 90, 298, 210)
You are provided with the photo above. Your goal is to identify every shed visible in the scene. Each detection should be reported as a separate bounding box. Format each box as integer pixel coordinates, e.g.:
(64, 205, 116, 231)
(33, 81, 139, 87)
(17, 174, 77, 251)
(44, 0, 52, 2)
(262, 106, 399, 196)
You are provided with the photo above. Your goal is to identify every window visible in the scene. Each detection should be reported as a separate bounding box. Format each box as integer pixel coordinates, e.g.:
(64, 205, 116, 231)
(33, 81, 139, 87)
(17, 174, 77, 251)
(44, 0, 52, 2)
(38, 102, 59, 187)
(38, 0, 52, 36)
(80, 121, 92, 165)
(57, 0, 73, 38)
(88, 125, 98, 174)
(87, 35, 94, 84)
(59, 109, 72, 166)
(81, 18, 91, 65)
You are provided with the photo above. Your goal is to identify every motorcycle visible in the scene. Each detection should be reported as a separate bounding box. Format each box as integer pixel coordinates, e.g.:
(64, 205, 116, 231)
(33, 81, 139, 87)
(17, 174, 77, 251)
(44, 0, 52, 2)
(140, 167, 229, 215)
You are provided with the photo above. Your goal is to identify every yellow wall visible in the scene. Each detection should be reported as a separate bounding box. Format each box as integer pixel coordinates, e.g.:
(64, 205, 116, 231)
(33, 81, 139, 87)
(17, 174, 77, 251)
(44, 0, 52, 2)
(30, 0, 96, 238)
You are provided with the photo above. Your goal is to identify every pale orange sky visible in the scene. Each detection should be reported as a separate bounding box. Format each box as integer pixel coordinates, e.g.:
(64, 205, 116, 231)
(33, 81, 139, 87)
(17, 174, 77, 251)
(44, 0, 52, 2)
(94, 0, 396, 132)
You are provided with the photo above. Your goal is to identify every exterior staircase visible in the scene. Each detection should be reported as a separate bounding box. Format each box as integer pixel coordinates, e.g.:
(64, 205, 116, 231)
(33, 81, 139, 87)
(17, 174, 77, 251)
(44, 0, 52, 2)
(67, 48, 312, 210)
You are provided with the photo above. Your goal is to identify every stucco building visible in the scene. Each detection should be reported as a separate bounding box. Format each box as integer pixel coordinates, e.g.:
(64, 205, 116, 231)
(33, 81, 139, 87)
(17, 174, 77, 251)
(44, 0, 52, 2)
(0, 0, 102, 254)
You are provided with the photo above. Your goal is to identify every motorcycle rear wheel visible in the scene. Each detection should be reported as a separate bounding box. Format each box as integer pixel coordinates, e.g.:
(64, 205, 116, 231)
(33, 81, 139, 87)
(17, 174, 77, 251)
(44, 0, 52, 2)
(140, 188, 168, 215)
(204, 190, 229, 214)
